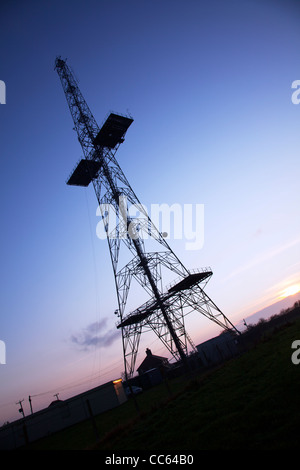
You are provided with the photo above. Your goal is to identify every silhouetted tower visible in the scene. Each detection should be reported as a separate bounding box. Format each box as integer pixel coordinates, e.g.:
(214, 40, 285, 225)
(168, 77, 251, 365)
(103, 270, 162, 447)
(55, 57, 239, 379)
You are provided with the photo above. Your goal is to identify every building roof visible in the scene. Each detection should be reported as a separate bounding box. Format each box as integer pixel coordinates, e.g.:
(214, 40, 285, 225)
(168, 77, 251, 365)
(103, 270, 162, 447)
(137, 348, 169, 374)
(48, 399, 64, 408)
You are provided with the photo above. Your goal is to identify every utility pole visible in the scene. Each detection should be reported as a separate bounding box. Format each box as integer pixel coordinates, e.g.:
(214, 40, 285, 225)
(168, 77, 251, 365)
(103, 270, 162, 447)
(16, 399, 25, 418)
(28, 395, 33, 414)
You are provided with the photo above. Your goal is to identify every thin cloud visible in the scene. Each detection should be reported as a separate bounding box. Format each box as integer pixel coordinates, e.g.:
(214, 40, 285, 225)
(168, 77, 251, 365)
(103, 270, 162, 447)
(222, 237, 300, 283)
(71, 319, 120, 350)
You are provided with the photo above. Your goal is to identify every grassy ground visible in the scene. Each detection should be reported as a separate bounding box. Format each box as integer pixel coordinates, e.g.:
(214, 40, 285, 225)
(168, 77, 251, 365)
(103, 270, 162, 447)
(26, 318, 300, 450)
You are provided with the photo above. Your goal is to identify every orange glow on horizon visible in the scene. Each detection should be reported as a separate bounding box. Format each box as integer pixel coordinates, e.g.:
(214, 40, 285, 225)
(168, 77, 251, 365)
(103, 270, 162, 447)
(279, 284, 300, 299)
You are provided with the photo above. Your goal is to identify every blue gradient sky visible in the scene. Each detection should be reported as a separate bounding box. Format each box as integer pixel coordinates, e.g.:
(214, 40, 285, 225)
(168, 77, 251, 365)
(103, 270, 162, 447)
(1, 0, 300, 424)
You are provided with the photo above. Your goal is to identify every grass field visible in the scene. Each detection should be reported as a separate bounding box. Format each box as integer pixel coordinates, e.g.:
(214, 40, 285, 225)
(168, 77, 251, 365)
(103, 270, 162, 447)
(27, 316, 300, 450)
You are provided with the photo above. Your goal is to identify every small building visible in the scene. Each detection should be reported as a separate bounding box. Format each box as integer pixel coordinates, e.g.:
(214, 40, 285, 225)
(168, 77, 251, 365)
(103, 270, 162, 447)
(0, 379, 127, 450)
(137, 348, 170, 375)
(196, 331, 239, 367)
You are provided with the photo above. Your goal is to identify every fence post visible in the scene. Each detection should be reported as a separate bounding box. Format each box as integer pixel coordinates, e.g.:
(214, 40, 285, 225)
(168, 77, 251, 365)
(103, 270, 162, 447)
(86, 399, 100, 440)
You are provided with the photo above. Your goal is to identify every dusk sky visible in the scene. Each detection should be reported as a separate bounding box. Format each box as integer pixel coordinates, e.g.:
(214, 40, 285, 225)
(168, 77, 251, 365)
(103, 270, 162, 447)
(1, 0, 300, 425)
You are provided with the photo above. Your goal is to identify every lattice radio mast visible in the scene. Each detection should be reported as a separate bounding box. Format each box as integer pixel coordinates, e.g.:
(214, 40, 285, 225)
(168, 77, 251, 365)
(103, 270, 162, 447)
(55, 57, 239, 379)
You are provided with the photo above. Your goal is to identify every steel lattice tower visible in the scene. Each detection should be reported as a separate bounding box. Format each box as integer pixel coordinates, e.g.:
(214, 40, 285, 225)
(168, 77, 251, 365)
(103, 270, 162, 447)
(55, 57, 239, 379)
